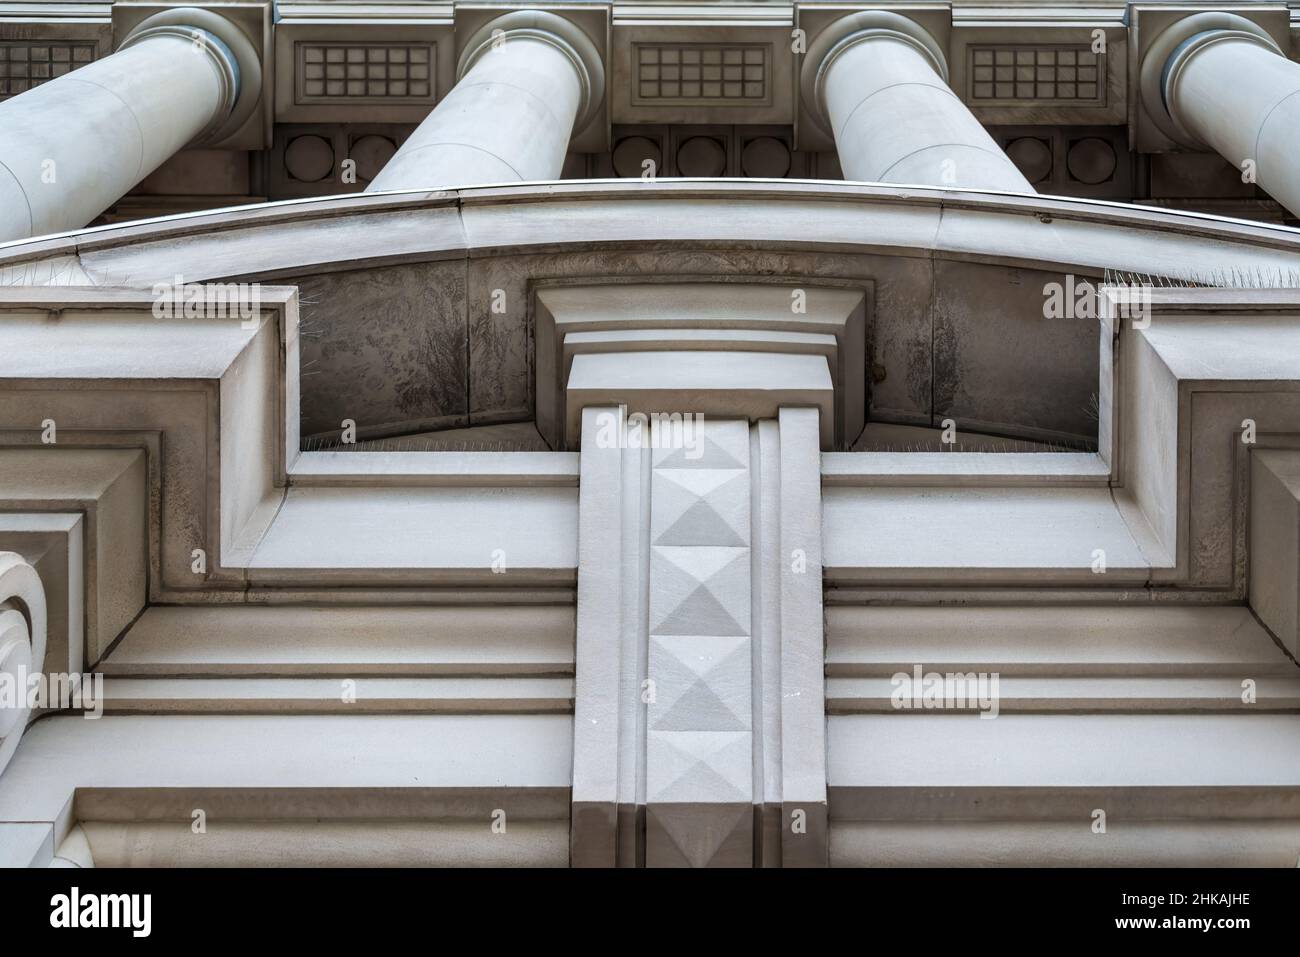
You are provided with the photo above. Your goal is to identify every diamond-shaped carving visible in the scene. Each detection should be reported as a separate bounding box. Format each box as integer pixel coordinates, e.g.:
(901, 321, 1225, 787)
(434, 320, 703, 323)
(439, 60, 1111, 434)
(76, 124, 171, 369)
(647, 730, 752, 803)
(653, 420, 748, 469)
(649, 635, 751, 731)
(652, 467, 749, 547)
(639, 417, 759, 866)
(650, 546, 750, 636)
(647, 802, 752, 868)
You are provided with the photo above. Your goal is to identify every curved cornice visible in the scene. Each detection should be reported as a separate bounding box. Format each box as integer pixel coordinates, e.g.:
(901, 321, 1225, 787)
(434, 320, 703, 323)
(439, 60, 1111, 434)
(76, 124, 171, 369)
(3, 181, 1300, 286)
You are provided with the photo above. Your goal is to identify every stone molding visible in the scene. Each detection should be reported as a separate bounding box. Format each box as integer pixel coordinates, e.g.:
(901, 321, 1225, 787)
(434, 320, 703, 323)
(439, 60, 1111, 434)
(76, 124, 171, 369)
(0, 552, 46, 779)
(533, 279, 869, 451)
(1250, 449, 1300, 657)
(4, 179, 1298, 450)
(0, 450, 146, 668)
(0, 285, 582, 598)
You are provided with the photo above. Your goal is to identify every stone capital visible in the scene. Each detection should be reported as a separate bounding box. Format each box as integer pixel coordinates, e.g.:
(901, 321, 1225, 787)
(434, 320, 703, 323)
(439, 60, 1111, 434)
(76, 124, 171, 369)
(457, 10, 607, 134)
(1138, 10, 1281, 149)
(112, 2, 270, 150)
(798, 9, 949, 138)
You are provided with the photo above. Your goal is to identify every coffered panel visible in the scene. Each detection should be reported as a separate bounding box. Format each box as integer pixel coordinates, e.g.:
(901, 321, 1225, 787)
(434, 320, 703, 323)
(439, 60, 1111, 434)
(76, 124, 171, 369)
(952, 23, 1127, 126)
(274, 10, 454, 123)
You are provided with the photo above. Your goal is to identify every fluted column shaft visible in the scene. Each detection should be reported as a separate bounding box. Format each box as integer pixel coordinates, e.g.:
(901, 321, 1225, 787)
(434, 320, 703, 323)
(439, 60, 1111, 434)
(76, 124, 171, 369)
(0, 8, 254, 243)
(368, 11, 604, 192)
(801, 12, 1031, 192)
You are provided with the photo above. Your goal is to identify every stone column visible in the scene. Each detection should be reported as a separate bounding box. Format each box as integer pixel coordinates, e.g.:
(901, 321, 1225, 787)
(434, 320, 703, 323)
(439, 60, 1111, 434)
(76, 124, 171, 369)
(1142, 12, 1300, 218)
(0, 8, 260, 243)
(800, 11, 1031, 192)
(367, 11, 604, 192)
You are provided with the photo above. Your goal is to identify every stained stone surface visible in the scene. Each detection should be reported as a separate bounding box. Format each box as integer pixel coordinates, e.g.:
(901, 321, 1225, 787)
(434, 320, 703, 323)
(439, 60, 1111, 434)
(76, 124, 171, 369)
(933, 259, 1100, 442)
(467, 247, 932, 428)
(9, 181, 1267, 450)
(292, 261, 468, 439)
(285, 244, 1103, 447)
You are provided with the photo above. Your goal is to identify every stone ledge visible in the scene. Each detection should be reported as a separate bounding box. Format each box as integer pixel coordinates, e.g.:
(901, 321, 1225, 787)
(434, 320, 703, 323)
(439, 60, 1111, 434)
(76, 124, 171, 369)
(827, 604, 1295, 675)
(99, 676, 575, 714)
(822, 450, 1110, 486)
(822, 485, 1163, 586)
(241, 485, 578, 585)
(288, 449, 579, 486)
(829, 713, 1300, 788)
(0, 713, 574, 825)
(103, 604, 575, 676)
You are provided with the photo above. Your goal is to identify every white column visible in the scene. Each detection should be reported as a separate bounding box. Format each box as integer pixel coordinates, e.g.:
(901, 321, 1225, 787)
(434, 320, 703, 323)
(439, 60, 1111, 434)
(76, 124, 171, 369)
(800, 11, 1031, 192)
(1143, 12, 1300, 218)
(367, 11, 604, 192)
(0, 8, 259, 243)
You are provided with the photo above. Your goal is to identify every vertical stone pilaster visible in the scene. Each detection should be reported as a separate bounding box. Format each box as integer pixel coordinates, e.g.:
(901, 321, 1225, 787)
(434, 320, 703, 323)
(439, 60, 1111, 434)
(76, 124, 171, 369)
(571, 407, 828, 867)
(645, 418, 753, 867)
(570, 405, 649, 867)
(776, 407, 828, 866)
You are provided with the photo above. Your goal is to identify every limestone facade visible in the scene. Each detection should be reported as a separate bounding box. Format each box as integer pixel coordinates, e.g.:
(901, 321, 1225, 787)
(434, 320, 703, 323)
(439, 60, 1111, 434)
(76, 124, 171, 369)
(1, 2, 1299, 867)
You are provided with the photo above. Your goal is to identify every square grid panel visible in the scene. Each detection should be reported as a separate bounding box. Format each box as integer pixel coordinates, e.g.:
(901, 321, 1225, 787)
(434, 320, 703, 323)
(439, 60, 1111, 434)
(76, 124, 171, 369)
(969, 46, 1103, 104)
(298, 42, 434, 101)
(0, 42, 95, 99)
(635, 43, 768, 104)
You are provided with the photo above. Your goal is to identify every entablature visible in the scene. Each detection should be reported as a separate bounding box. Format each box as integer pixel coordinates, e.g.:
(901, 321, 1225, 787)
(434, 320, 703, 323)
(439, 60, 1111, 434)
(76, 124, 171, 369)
(2, 2, 1297, 221)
